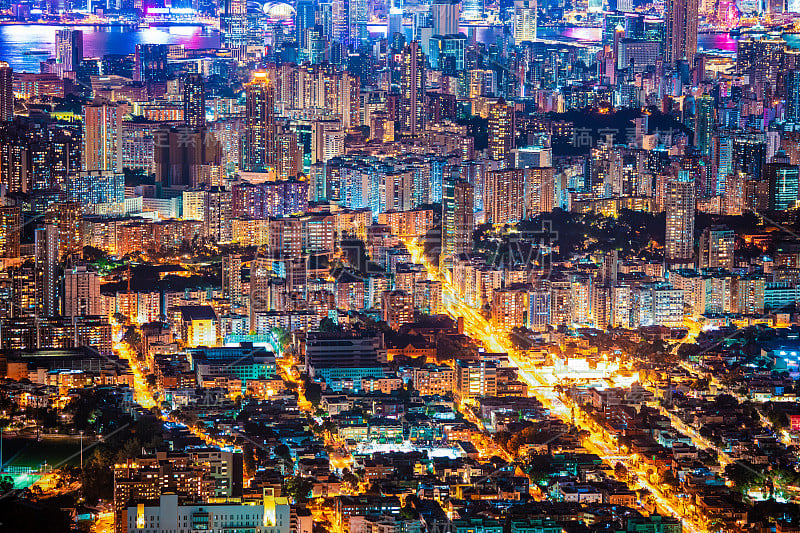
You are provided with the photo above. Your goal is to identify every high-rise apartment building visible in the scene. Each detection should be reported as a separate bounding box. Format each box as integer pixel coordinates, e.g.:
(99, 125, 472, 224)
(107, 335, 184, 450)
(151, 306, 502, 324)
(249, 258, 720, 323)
(399, 41, 426, 136)
(183, 73, 205, 128)
(82, 100, 123, 172)
(35, 224, 59, 318)
(455, 359, 497, 402)
(63, 265, 101, 318)
(665, 171, 696, 266)
(222, 254, 243, 304)
(245, 72, 277, 172)
(0, 62, 12, 122)
(68, 171, 125, 209)
(0, 206, 20, 258)
(46, 202, 83, 259)
(699, 225, 735, 271)
(441, 178, 474, 270)
(275, 132, 302, 180)
(488, 99, 514, 163)
(492, 288, 528, 331)
(153, 126, 222, 188)
(485, 169, 525, 224)
(381, 290, 414, 329)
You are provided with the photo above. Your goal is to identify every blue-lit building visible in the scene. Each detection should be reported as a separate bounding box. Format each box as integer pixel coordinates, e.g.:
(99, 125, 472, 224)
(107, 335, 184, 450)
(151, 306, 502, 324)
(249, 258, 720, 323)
(187, 344, 278, 387)
(429, 34, 466, 73)
(306, 331, 386, 391)
(68, 170, 124, 207)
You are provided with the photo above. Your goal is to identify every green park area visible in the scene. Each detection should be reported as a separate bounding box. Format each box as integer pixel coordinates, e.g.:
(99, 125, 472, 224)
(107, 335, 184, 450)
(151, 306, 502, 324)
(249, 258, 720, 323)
(1, 436, 83, 488)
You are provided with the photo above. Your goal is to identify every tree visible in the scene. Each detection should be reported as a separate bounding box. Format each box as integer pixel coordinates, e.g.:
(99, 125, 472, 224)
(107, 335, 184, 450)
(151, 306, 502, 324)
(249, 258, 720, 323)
(318, 318, 342, 332)
(0, 475, 13, 492)
(122, 327, 143, 353)
(274, 444, 292, 463)
(82, 245, 108, 263)
(283, 476, 314, 504)
(724, 461, 763, 494)
(271, 327, 291, 350)
(242, 443, 257, 480)
(341, 469, 359, 492)
(303, 378, 322, 407)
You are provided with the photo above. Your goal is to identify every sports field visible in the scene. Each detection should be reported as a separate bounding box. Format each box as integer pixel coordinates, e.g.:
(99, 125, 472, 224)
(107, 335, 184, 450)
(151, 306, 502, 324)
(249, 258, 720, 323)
(1, 436, 83, 488)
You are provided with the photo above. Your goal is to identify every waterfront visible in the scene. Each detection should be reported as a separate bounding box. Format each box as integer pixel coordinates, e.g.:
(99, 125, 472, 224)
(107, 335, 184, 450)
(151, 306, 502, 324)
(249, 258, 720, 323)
(1, 22, 799, 71)
(0, 24, 219, 71)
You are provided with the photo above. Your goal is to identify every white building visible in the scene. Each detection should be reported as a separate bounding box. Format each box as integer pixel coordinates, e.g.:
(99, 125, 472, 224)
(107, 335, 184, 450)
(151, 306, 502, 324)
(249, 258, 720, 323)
(183, 190, 206, 222)
(63, 265, 101, 318)
(513, 0, 537, 43)
(127, 490, 289, 533)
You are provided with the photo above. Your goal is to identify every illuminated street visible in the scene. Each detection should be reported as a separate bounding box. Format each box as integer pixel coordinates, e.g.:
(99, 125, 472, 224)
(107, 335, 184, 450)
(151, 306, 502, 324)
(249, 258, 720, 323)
(406, 236, 707, 533)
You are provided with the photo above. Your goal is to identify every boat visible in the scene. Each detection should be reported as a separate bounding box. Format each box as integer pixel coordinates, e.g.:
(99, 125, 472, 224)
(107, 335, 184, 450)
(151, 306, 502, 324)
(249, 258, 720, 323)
(23, 50, 49, 56)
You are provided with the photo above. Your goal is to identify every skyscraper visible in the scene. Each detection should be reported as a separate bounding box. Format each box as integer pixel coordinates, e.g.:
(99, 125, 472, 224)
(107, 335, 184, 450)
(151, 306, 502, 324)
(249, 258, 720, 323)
(55, 29, 83, 73)
(462, 0, 484, 19)
(134, 44, 169, 83)
(388, 2, 403, 40)
(82, 100, 123, 172)
(35, 224, 59, 318)
(0, 62, 13, 122)
(665, 170, 696, 266)
(331, 0, 350, 45)
(695, 94, 714, 158)
(183, 73, 206, 128)
(665, 0, 698, 65)
(0, 206, 20, 258)
(765, 160, 800, 210)
(513, 0, 537, 43)
(349, 0, 368, 46)
(441, 178, 474, 271)
(295, 0, 316, 56)
(488, 99, 514, 163)
(400, 41, 426, 136)
(732, 133, 766, 180)
(222, 254, 243, 304)
(222, 0, 248, 51)
(786, 70, 800, 123)
(431, 0, 460, 36)
(245, 72, 277, 172)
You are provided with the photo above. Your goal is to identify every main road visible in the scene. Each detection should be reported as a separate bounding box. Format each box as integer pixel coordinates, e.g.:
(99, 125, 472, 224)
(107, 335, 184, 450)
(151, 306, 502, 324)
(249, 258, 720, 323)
(404, 237, 707, 533)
